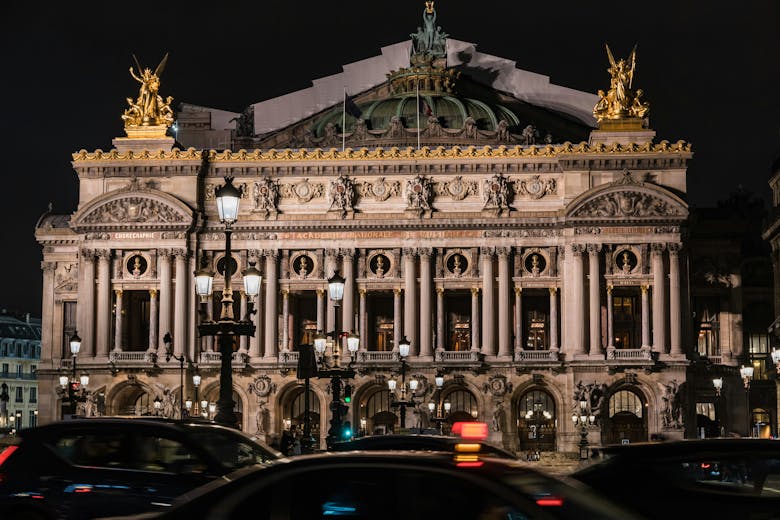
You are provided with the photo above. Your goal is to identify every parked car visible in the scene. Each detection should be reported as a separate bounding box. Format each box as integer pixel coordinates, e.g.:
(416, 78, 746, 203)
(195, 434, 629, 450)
(0, 417, 283, 520)
(331, 432, 519, 459)
(571, 438, 780, 519)
(97, 450, 648, 520)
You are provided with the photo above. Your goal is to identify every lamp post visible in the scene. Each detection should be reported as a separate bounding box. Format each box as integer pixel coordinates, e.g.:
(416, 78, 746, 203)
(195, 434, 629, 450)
(572, 398, 595, 461)
(192, 369, 202, 417)
(163, 332, 185, 418)
(389, 336, 418, 430)
(712, 377, 724, 437)
(427, 373, 446, 434)
(740, 365, 754, 436)
(313, 270, 358, 449)
(195, 175, 259, 428)
(153, 396, 162, 416)
(58, 331, 88, 417)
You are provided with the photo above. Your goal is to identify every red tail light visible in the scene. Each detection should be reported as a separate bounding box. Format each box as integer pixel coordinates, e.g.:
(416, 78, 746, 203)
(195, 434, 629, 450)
(536, 497, 564, 507)
(0, 445, 18, 467)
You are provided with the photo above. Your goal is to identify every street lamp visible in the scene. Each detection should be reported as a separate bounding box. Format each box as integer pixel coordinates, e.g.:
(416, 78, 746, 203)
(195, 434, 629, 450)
(192, 369, 202, 416)
(572, 399, 595, 461)
(314, 270, 357, 449)
(712, 377, 724, 437)
(59, 331, 88, 416)
(153, 396, 162, 416)
(427, 372, 447, 434)
(389, 336, 418, 430)
(712, 377, 723, 397)
(771, 349, 780, 375)
(195, 175, 259, 428)
(740, 364, 754, 436)
(163, 332, 185, 418)
(740, 365, 754, 389)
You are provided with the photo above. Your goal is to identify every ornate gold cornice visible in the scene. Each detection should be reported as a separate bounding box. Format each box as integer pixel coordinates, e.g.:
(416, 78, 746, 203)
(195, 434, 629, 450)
(72, 141, 692, 162)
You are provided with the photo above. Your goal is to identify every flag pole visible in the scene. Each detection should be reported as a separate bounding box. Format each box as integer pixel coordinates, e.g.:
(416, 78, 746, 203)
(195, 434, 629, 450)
(342, 86, 346, 152)
(416, 81, 421, 151)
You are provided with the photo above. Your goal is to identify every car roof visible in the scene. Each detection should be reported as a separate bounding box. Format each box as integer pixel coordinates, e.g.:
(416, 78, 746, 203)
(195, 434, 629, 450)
(331, 434, 517, 457)
(593, 438, 780, 458)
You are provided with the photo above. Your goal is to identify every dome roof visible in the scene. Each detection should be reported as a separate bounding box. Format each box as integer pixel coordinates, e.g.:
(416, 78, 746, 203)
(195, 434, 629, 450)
(313, 94, 519, 137)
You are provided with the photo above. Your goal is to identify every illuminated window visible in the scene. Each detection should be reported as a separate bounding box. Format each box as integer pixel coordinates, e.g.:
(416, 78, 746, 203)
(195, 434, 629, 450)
(608, 390, 643, 418)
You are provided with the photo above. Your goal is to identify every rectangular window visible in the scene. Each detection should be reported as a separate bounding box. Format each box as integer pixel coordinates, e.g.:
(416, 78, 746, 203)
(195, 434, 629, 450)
(29, 410, 37, 428)
(696, 402, 715, 421)
(29, 387, 37, 403)
(15, 387, 23, 403)
(694, 299, 720, 358)
(30, 365, 37, 377)
(749, 333, 771, 380)
(16, 365, 22, 378)
(1, 363, 8, 377)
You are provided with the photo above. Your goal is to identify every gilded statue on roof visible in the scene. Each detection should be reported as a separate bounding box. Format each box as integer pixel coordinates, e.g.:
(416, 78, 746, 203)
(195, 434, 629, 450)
(122, 53, 174, 130)
(593, 44, 650, 122)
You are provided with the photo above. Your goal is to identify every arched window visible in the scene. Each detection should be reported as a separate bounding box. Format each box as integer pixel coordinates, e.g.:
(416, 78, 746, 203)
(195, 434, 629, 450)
(443, 389, 478, 421)
(518, 390, 555, 418)
(608, 390, 643, 418)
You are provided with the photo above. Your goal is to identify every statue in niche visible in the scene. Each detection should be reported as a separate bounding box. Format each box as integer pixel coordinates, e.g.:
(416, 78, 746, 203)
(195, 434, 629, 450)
(531, 254, 540, 276)
(621, 251, 632, 273)
(452, 254, 462, 276)
(253, 178, 279, 218)
(375, 255, 385, 278)
(298, 256, 309, 278)
(132, 256, 142, 278)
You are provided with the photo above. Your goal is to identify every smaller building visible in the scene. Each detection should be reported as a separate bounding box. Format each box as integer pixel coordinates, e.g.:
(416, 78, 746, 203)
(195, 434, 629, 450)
(0, 313, 41, 431)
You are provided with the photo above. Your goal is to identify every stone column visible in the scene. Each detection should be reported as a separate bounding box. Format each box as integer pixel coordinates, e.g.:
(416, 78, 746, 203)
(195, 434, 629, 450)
(281, 289, 290, 352)
(173, 250, 188, 357)
(264, 250, 279, 359)
(40, 262, 56, 362)
(393, 288, 403, 351)
(606, 286, 614, 349)
(325, 250, 338, 334)
(549, 287, 558, 352)
(342, 250, 355, 358)
(436, 287, 445, 353)
(403, 248, 418, 355)
(514, 287, 522, 353)
(77, 248, 96, 357)
(96, 250, 112, 358)
(668, 243, 682, 356)
(497, 248, 512, 358)
(419, 248, 433, 359)
(146, 289, 155, 352)
(481, 247, 495, 356)
(359, 289, 367, 350)
(641, 285, 651, 348)
(571, 244, 586, 356)
(471, 287, 480, 352)
(587, 244, 603, 357)
(239, 291, 249, 353)
(316, 288, 326, 333)
(158, 250, 173, 350)
(249, 284, 262, 358)
(651, 244, 666, 353)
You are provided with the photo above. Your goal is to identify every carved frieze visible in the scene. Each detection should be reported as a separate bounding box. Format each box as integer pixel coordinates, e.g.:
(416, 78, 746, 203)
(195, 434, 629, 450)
(573, 190, 684, 218)
(516, 175, 557, 199)
(280, 179, 324, 203)
(81, 197, 186, 224)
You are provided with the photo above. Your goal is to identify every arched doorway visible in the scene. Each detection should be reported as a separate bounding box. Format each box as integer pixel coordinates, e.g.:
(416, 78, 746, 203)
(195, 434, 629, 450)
(441, 388, 478, 434)
(603, 389, 647, 445)
(517, 389, 556, 452)
(364, 389, 394, 434)
(284, 388, 321, 446)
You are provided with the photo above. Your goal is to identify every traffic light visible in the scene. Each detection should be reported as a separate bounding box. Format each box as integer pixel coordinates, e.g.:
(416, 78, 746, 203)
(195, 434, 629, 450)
(343, 384, 352, 403)
(342, 421, 352, 440)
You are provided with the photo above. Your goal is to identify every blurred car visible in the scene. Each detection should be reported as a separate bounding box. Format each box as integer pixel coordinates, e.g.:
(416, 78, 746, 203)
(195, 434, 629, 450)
(0, 417, 283, 520)
(331, 432, 519, 459)
(98, 450, 648, 520)
(571, 438, 780, 519)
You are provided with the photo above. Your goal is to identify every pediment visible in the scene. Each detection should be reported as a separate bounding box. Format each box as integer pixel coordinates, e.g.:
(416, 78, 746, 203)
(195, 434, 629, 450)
(71, 185, 194, 232)
(566, 172, 687, 221)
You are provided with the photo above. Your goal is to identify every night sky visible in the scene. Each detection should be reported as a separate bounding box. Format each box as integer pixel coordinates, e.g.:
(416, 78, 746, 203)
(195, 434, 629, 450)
(3, 1, 779, 316)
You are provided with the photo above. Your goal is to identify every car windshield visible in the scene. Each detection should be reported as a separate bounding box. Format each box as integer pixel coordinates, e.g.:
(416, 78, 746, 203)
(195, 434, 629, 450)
(181, 425, 281, 469)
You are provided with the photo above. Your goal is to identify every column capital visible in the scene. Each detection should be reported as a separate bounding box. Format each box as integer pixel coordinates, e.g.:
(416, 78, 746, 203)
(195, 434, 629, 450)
(606, 284, 613, 294)
(418, 247, 433, 258)
(340, 248, 355, 260)
(394, 287, 403, 295)
(650, 243, 666, 254)
(157, 248, 173, 258)
(471, 287, 481, 295)
(479, 246, 495, 256)
(40, 261, 57, 272)
(325, 248, 339, 259)
(436, 286, 444, 295)
(263, 249, 279, 259)
(80, 248, 96, 259)
(570, 243, 586, 255)
(586, 243, 602, 255)
(557, 245, 565, 259)
(496, 246, 511, 258)
(667, 243, 681, 254)
(316, 288, 326, 296)
(96, 249, 112, 260)
(402, 247, 418, 257)
(548, 287, 557, 295)
(641, 284, 649, 293)
(172, 248, 189, 259)
(147, 288, 156, 297)
(514, 286, 522, 295)
(359, 288, 367, 296)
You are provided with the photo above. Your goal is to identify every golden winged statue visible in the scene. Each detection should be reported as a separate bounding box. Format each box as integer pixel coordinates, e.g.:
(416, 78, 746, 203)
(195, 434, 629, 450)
(122, 53, 174, 130)
(593, 44, 649, 123)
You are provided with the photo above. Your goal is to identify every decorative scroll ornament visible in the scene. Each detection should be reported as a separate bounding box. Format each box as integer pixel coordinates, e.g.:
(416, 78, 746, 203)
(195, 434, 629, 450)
(482, 374, 513, 397)
(328, 175, 356, 218)
(518, 175, 556, 199)
(366, 177, 399, 201)
(121, 53, 174, 136)
(247, 374, 277, 398)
